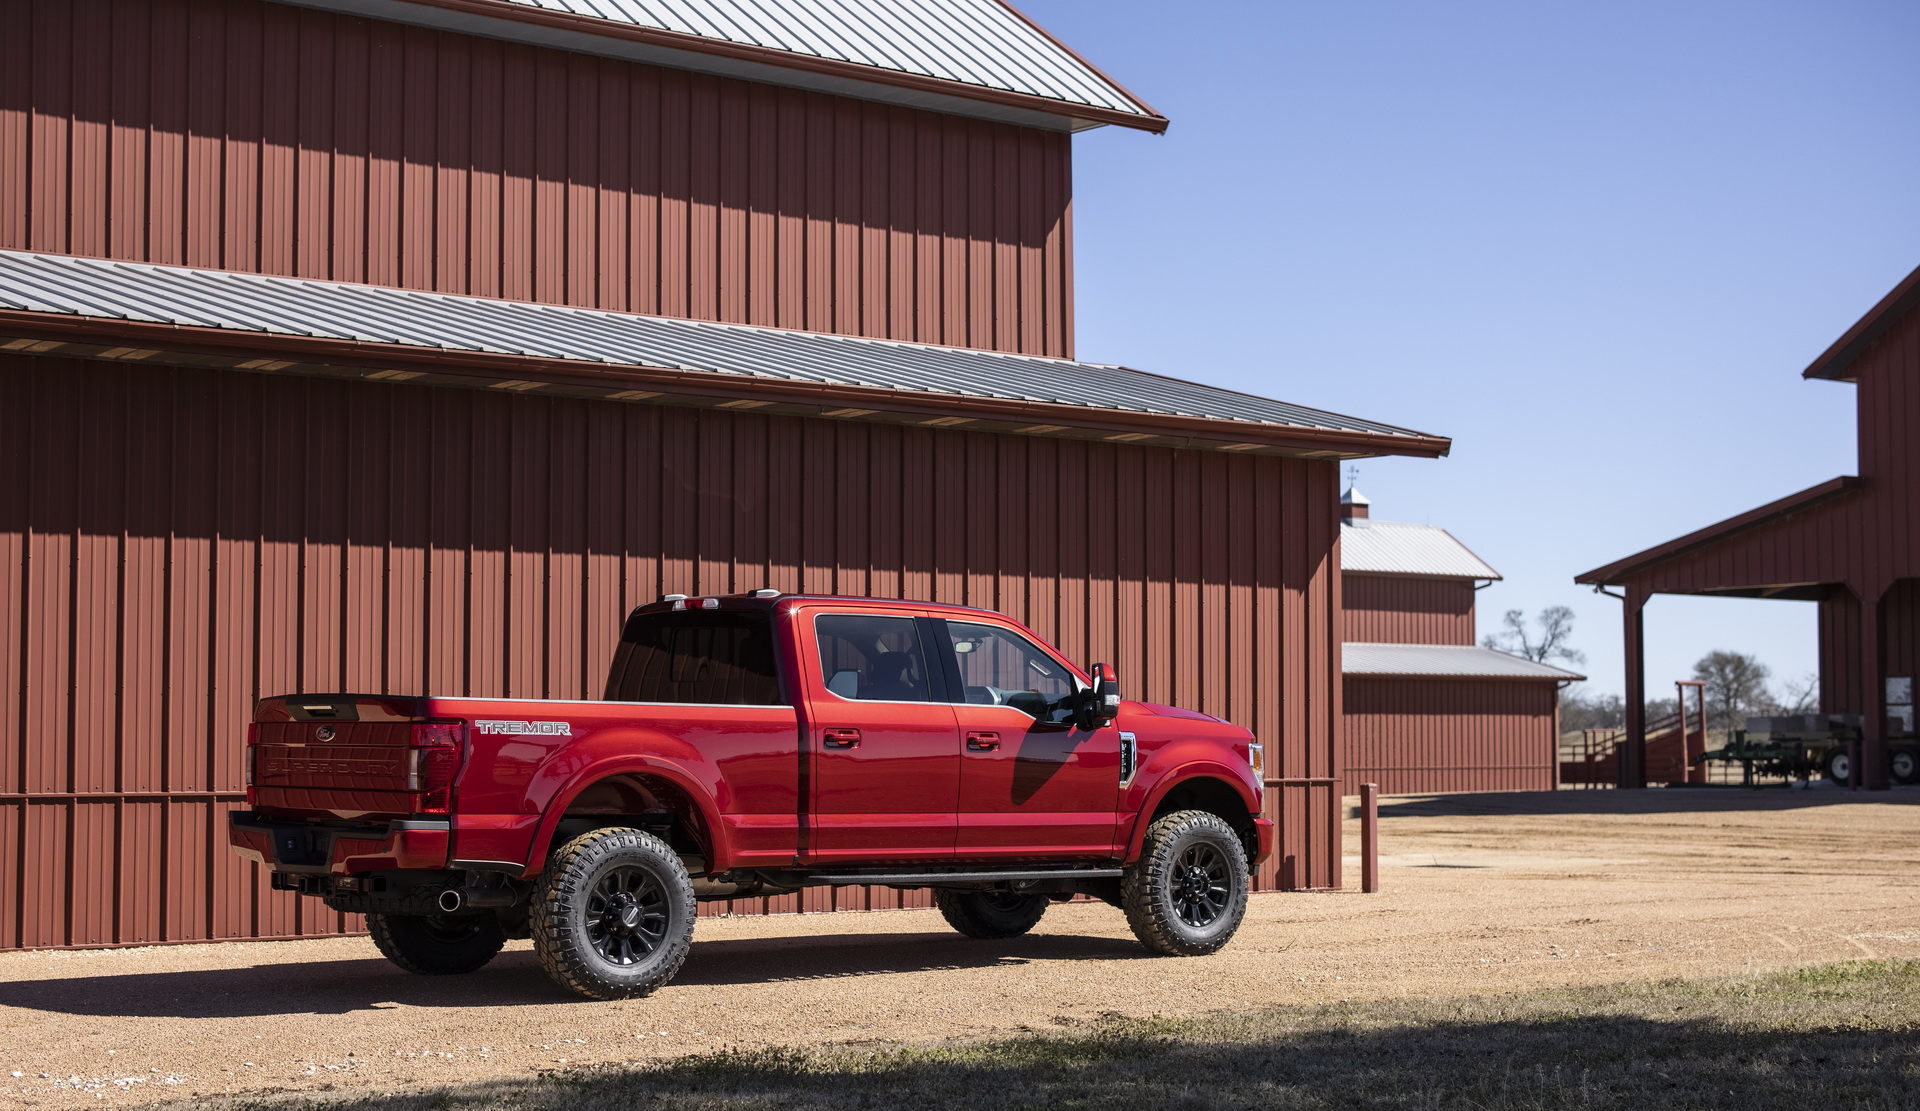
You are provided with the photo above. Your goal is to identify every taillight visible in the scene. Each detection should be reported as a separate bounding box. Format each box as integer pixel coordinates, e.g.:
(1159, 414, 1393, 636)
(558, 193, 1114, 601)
(408, 722, 464, 814)
(243, 723, 259, 806)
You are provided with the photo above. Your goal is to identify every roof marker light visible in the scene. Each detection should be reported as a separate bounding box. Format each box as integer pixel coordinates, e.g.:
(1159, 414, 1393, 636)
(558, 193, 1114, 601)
(701, 598, 720, 610)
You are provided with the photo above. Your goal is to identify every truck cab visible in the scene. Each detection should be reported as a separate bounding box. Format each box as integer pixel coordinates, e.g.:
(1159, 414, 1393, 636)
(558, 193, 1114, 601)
(231, 593, 1273, 1000)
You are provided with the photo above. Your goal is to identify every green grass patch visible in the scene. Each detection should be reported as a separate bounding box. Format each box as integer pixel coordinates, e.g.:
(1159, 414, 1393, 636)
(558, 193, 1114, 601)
(213, 961, 1920, 1110)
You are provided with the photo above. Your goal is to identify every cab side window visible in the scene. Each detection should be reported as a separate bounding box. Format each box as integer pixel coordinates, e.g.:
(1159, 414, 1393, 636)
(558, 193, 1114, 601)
(944, 621, 1077, 724)
(814, 614, 934, 702)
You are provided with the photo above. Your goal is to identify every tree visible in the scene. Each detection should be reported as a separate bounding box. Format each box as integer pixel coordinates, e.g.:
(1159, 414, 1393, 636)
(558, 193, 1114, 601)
(1775, 672, 1819, 716)
(1559, 685, 1623, 732)
(1483, 606, 1587, 666)
(1692, 650, 1772, 731)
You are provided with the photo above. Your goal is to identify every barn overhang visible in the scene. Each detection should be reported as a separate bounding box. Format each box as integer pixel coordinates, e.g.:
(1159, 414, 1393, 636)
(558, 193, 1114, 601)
(1342, 643, 1585, 683)
(0, 251, 1450, 461)
(271, 0, 1169, 134)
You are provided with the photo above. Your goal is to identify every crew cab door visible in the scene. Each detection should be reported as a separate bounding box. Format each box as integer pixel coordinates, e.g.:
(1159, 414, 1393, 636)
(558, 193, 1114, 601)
(934, 618, 1123, 860)
(800, 609, 959, 863)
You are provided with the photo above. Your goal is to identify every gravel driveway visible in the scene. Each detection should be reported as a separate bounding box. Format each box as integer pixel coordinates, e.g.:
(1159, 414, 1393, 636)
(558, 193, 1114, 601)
(2, 785, 1916, 1108)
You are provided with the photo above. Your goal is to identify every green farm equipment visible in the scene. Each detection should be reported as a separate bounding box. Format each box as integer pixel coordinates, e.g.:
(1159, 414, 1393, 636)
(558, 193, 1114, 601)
(1696, 714, 1919, 786)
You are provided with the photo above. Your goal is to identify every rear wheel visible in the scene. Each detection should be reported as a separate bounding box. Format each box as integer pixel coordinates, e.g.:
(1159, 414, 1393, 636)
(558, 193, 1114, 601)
(934, 890, 1049, 939)
(1121, 809, 1250, 957)
(1825, 747, 1852, 784)
(367, 911, 507, 975)
(1891, 748, 1919, 785)
(531, 827, 695, 1001)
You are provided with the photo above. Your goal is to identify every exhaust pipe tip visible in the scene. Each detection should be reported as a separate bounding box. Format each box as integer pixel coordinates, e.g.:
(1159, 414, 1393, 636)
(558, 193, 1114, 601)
(436, 888, 464, 914)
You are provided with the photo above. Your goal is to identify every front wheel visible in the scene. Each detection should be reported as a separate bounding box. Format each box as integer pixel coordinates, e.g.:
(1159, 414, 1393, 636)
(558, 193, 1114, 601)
(1825, 747, 1852, 784)
(1121, 810, 1250, 957)
(531, 827, 696, 1001)
(367, 911, 507, 975)
(934, 890, 1049, 939)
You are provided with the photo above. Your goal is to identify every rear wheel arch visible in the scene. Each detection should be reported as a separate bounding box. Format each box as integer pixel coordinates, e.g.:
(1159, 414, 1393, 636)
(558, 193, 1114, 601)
(531, 765, 723, 875)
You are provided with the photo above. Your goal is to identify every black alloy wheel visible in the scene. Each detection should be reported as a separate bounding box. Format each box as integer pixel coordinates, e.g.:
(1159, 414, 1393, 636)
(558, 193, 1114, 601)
(934, 889, 1049, 938)
(1170, 841, 1232, 930)
(531, 827, 696, 1001)
(1121, 809, 1250, 957)
(367, 911, 507, 975)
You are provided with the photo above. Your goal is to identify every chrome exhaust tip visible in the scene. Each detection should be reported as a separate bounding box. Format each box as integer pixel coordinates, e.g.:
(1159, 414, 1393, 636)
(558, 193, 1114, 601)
(436, 887, 464, 913)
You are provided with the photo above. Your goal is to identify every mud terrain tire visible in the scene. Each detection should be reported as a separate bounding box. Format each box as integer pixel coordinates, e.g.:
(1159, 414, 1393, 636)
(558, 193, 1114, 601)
(1121, 809, 1250, 957)
(531, 827, 695, 1001)
(367, 911, 507, 975)
(934, 890, 1050, 939)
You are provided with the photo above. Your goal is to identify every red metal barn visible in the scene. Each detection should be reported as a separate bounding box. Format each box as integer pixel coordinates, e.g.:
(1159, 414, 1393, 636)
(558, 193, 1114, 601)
(1578, 264, 1920, 789)
(1339, 488, 1581, 795)
(0, 0, 1450, 950)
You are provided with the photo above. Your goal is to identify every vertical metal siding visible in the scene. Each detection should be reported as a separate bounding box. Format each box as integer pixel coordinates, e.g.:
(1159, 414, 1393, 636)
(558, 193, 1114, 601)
(0, 353, 1345, 948)
(0, 0, 1075, 358)
(1341, 575, 1477, 646)
(1342, 677, 1560, 795)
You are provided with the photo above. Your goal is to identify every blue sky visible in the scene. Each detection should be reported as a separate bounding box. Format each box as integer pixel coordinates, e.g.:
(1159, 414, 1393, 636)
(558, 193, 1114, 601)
(1022, 0, 1920, 701)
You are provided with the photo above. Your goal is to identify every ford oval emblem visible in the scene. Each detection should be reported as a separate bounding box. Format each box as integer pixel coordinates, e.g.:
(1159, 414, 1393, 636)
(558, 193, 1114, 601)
(315, 725, 336, 742)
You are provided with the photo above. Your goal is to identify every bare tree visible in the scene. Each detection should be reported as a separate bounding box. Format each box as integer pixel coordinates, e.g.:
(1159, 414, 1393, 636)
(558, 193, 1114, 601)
(1559, 685, 1624, 732)
(1483, 606, 1587, 666)
(1692, 650, 1772, 731)
(1775, 672, 1819, 716)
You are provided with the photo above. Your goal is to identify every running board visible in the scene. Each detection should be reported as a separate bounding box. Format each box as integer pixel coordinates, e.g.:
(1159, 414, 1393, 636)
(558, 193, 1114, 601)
(805, 868, 1122, 886)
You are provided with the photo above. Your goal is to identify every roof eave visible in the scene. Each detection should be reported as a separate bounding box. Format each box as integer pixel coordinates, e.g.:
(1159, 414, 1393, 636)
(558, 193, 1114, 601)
(275, 0, 1169, 134)
(0, 309, 1445, 459)
(1802, 262, 1920, 382)
(1573, 475, 1863, 586)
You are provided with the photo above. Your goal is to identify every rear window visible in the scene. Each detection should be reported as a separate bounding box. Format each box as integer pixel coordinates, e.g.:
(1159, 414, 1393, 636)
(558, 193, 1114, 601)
(604, 612, 784, 705)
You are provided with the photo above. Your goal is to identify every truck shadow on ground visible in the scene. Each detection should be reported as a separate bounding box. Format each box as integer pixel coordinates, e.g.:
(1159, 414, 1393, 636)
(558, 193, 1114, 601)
(1365, 783, 1920, 822)
(0, 930, 1146, 1020)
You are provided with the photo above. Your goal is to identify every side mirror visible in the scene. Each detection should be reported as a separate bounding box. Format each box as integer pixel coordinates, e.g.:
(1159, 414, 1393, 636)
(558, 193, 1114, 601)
(1079, 663, 1122, 730)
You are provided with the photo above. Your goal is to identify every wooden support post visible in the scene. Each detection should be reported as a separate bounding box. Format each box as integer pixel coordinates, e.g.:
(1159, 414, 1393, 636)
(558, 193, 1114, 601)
(1361, 782, 1379, 894)
(1620, 588, 1649, 789)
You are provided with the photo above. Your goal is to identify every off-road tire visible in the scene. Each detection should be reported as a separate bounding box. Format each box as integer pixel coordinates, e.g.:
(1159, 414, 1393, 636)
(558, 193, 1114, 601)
(934, 890, 1049, 939)
(1891, 747, 1919, 786)
(366, 911, 507, 975)
(1825, 747, 1853, 784)
(531, 827, 695, 1001)
(1121, 809, 1250, 957)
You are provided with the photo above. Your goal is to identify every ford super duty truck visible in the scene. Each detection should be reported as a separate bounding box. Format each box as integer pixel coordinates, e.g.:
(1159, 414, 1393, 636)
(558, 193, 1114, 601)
(230, 592, 1273, 1000)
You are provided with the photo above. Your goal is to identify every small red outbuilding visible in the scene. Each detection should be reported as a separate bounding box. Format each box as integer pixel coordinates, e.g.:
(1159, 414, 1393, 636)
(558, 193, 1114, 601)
(1340, 488, 1583, 795)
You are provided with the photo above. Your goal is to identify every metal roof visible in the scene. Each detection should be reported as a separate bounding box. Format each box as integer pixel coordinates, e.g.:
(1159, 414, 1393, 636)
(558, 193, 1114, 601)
(1343, 643, 1584, 682)
(0, 251, 1441, 449)
(278, 0, 1163, 132)
(1341, 520, 1501, 580)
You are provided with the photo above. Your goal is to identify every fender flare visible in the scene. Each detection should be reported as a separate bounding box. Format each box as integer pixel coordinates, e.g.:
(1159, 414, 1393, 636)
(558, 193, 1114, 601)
(1122, 759, 1263, 863)
(522, 756, 729, 877)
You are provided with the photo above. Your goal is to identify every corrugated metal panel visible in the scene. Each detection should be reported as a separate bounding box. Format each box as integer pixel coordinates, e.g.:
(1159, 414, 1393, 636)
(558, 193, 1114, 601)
(1342, 643, 1585, 681)
(1343, 677, 1559, 795)
(1340, 521, 1501, 579)
(0, 250, 1430, 440)
(482, 0, 1152, 116)
(1341, 574, 1476, 646)
(0, 352, 1344, 949)
(0, 0, 1076, 357)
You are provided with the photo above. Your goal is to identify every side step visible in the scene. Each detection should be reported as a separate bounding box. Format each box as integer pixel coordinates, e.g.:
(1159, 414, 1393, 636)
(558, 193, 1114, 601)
(805, 868, 1122, 886)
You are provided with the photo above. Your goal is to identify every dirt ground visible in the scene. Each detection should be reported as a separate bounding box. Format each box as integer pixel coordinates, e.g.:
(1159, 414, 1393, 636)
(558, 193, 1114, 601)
(2, 785, 1916, 1109)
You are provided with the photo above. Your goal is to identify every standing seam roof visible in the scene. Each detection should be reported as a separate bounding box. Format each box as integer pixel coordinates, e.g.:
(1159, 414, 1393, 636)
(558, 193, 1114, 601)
(1342, 643, 1584, 681)
(0, 251, 1441, 444)
(458, 0, 1152, 117)
(1340, 520, 1501, 579)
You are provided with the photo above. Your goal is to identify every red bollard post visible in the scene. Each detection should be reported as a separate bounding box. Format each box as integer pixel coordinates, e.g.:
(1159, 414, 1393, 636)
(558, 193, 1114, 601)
(1361, 782, 1379, 894)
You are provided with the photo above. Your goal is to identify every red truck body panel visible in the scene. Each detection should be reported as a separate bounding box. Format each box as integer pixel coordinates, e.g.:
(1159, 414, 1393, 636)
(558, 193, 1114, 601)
(234, 594, 1269, 886)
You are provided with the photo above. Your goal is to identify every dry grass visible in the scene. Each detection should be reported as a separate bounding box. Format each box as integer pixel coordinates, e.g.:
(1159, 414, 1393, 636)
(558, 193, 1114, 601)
(196, 961, 1920, 1110)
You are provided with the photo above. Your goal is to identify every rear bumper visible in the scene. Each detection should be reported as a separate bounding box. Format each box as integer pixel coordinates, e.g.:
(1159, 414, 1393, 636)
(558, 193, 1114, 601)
(1251, 817, 1275, 864)
(228, 811, 451, 875)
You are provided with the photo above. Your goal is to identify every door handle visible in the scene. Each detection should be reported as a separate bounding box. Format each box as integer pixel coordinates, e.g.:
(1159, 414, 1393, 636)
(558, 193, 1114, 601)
(966, 731, 1000, 752)
(823, 728, 861, 749)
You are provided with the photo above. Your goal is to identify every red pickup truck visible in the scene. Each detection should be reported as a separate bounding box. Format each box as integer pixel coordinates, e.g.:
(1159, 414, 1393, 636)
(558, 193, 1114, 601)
(231, 593, 1272, 1000)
